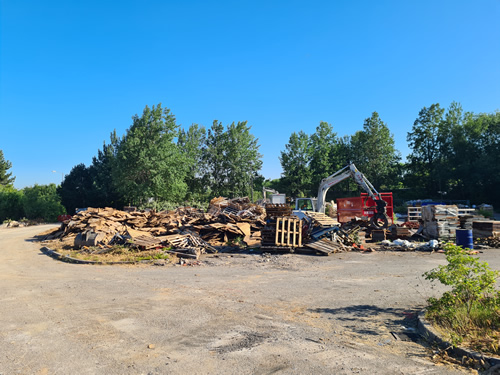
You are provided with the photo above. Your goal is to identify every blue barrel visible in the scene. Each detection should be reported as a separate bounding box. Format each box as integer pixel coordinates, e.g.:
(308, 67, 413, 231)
(456, 229, 474, 249)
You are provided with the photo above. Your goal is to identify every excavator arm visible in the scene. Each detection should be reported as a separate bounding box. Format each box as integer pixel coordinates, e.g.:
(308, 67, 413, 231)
(316, 163, 389, 228)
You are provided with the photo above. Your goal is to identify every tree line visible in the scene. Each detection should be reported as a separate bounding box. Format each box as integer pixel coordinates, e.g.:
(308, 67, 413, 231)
(275, 102, 500, 208)
(0, 101, 499, 221)
(57, 104, 262, 213)
(0, 150, 65, 222)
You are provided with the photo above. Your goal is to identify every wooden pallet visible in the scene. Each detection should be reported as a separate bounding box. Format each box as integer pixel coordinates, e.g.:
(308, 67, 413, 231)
(304, 212, 339, 227)
(305, 239, 343, 255)
(265, 203, 292, 219)
(275, 217, 302, 247)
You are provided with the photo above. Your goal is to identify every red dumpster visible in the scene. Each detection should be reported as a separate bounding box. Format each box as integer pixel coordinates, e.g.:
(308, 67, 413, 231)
(337, 192, 393, 224)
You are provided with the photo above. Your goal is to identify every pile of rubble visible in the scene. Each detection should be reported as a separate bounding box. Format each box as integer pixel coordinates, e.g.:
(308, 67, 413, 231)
(42, 197, 267, 259)
(40, 196, 365, 258)
(43, 200, 500, 260)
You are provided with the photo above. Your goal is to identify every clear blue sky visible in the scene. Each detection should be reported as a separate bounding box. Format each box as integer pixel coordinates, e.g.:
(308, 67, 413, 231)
(1, 0, 499, 189)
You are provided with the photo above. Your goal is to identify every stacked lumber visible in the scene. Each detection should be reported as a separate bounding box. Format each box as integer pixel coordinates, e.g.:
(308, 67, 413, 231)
(260, 203, 294, 248)
(473, 221, 500, 239)
(421, 205, 459, 239)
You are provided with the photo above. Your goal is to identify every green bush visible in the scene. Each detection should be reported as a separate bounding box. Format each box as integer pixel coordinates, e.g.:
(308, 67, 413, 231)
(23, 184, 66, 222)
(477, 209, 494, 219)
(424, 243, 499, 314)
(423, 243, 500, 349)
(0, 187, 24, 222)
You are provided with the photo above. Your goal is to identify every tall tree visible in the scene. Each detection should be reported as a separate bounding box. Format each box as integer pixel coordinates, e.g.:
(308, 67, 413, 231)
(280, 131, 312, 197)
(113, 104, 188, 206)
(350, 112, 400, 189)
(203, 121, 227, 197)
(309, 122, 340, 193)
(439, 102, 474, 198)
(480, 111, 500, 207)
(178, 124, 207, 200)
(203, 121, 262, 198)
(0, 150, 15, 187)
(58, 164, 94, 214)
(406, 104, 445, 196)
(89, 130, 124, 208)
(224, 121, 263, 198)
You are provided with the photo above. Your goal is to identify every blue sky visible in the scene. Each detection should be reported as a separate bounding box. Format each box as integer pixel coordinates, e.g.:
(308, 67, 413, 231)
(1, 0, 499, 189)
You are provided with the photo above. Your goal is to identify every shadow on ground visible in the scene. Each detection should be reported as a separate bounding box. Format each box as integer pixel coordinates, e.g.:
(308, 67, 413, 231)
(310, 304, 423, 340)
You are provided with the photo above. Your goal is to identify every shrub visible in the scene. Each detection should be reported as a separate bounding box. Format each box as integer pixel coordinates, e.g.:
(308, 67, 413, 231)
(423, 243, 500, 350)
(424, 243, 499, 315)
(0, 187, 24, 221)
(23, 184, 66, 222)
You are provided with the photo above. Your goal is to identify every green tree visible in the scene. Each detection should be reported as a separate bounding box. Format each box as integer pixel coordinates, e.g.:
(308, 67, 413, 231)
(440, 102, 476, 200)
(224, 121, 263, 197)
(0, 186, 24, 221)
(479, 111, 500, 207)
(350, 112, 400, 190)
(202, 121, 262, 198)
(203, 120, 227, 197)
(58, 164, 94, 214)
(406, 104, 445, 196)
(280, 131, 312, 197)
(113, 104, 188, 206)
(178, 124, 207, 200)
(309, 122, 341, 193)
(0, 150, 15, 187)
(23, 184, 65, 222)
(89, 131, 124, 208)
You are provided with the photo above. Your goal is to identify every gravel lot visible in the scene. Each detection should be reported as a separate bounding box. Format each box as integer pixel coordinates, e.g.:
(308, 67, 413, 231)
(2, 224, 493, 374)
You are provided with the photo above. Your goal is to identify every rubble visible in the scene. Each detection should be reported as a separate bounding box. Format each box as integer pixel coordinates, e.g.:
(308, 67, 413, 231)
(41, 197, 267, 259)
(38, 197, 499, 262)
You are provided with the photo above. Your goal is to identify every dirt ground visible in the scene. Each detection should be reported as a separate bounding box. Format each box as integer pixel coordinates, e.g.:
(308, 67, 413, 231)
(1, 225, 494, 374)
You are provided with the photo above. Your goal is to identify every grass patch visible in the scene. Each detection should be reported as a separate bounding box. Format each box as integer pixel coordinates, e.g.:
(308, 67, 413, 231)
(55, 246, 172, 263)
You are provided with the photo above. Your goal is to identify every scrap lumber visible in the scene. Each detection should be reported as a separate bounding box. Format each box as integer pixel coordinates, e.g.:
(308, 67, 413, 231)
(305, 238, 347, 255)
(45, 199, 265, 253)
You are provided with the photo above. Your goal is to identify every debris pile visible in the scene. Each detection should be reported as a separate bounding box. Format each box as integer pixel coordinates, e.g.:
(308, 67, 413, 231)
(421, 205, 459, 239)
(42, 198, 269, 258)
(39, 198, 498, 261)
(475, 236, 500, 248)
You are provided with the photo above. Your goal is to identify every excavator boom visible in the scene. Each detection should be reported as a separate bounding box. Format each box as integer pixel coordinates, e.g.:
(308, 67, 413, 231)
(315, 162, 389, 228)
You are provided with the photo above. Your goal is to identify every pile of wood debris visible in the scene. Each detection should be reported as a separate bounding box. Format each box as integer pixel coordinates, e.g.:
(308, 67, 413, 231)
(40, 196, 373, 259)
(41, 197, 267, 259)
